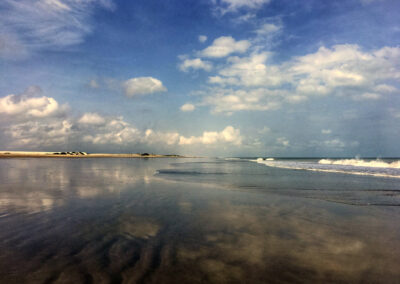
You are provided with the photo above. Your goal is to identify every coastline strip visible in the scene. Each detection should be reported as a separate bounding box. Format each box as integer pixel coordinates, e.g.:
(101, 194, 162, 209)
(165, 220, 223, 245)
(0, 151, 184, 158)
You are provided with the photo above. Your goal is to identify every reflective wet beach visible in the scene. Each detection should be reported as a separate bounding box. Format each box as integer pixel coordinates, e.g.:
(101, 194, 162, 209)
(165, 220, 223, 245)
(0, 158, 400, 283)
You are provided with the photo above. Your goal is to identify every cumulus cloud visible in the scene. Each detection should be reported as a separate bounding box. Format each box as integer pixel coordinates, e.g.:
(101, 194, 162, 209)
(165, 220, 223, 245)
(123, 77, 167, 97)
(179, 58, 213, 72)
(0, 86, 67, 118)
(179, 126, 242, 145)
(199, 35, 208, 43)
(252, 22, 283, 48)
(194, 44, 400, 114)
(0, 87, 243, 152)
(211, 52, 283, 87)
(144, 129, 180, 145)
(200, 36, 251, 58)
(285, 95, 308, 103)
(0, 95, 59, 117)
(7, 119, 72, 147)
(82, 117, 142, 145)
(200, 87, 282, 114)
(290, 45, 400, 97)
(180, 103, 196, 112)
(0, 0, 115, 58)
(78, 113, 106, 125)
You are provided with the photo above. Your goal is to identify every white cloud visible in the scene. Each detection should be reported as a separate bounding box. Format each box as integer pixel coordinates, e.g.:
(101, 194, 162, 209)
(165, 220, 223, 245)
(0, 94, 59, 117)
(0, 0, 115, 58)
(179, 58, 213, 72)
(309, 139, 359, 150)
(0, 86, 67, 118)
(179, 126, 242, 145)
(43, 0, 71, 11)
(276, 137, 289, 147)
(180, 103, 196, 112)
(82, 117, 142, 145)
(290, 45, 400, 97)
(254, 23, 281, 35)
(235, 12, 256, 22)
(196, 44, 400, 114)
(321, 129, 332, 134)
(252, 22, 283, 48)
(324, 139, 346, 148)
(212, 0, 271, 14)
(213, 52, 283, 87)
(198, 35, 208, 43)
(123, 77, 167, 97)
(373, 84, 397, 93)
(200, 36, 251, 58)
(7, 119, 72, 147)
(0, 87, 244, 152)
(285, 95, 308, 103)
(352, 92, 381, 101)
(78, 113, 105, 125)
(200, 87, 282, 114)
(144, 129, 180, 145)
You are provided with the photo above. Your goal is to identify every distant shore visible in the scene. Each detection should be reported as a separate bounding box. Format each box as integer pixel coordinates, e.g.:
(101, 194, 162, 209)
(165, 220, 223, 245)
(0, 151, 185, 158)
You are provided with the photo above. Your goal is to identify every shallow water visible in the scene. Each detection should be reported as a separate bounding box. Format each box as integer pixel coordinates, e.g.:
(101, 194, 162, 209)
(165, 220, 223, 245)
(0, 158, 400, 283)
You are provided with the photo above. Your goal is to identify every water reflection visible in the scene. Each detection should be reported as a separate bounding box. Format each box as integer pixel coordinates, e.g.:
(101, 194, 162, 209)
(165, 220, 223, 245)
(0, 158, 155, 213)
(176, 199, 399, 283)
(0, 158, 399, 283)
(119, 216, 160, 240)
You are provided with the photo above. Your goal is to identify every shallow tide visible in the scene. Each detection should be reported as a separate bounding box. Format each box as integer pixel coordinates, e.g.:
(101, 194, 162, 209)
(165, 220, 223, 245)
(0, 158, 400, 283)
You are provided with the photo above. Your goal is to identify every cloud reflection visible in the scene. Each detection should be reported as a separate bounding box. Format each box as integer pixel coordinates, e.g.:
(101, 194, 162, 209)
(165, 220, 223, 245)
(174, 199, 400, 282)
(1, 159, 399, 283)
(0, 159, 156, 213)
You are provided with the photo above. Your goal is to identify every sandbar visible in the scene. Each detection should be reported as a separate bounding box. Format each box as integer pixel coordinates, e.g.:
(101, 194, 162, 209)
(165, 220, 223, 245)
(0, 151, 184, 158)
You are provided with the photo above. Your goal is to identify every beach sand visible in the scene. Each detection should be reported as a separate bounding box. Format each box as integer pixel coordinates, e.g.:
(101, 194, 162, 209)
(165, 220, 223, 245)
(0, 151, 183, 158)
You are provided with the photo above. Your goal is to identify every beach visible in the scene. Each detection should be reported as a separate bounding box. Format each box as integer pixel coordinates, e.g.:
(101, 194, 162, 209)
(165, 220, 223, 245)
(0, 151, 183, 158)
(0, 157, 399, 283)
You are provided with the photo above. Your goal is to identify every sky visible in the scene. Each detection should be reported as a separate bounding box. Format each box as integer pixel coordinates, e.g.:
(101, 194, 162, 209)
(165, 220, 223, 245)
(0, 0, 399, 157)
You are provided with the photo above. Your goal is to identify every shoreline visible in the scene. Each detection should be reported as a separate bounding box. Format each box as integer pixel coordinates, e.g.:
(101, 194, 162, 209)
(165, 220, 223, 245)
(0, 151, 185, 158)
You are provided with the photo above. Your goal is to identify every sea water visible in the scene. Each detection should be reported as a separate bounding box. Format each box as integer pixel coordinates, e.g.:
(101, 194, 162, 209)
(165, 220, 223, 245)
(0, 157, 399, 283)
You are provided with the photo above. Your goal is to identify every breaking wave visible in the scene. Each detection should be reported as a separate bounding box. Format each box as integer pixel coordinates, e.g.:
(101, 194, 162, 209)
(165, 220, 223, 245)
(253, 158, 400, 179)
(318, 159, 400, 169)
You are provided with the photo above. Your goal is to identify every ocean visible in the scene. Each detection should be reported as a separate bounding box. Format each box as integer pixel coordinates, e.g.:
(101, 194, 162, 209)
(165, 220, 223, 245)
(0, 157, 399, 283)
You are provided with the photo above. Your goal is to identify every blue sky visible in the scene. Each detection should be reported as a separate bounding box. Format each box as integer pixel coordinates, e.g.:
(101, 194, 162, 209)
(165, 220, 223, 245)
(0, 0, 399, 156)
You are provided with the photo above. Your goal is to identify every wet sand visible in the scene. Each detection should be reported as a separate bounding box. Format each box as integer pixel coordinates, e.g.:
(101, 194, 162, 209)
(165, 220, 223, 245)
(0, 158, 399, 283)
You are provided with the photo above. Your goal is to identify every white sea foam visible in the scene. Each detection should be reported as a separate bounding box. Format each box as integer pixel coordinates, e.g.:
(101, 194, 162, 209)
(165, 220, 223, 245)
(253, 158, 400, 179)
(319, 159, 400, 169)
(256, 157, 273, 162)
